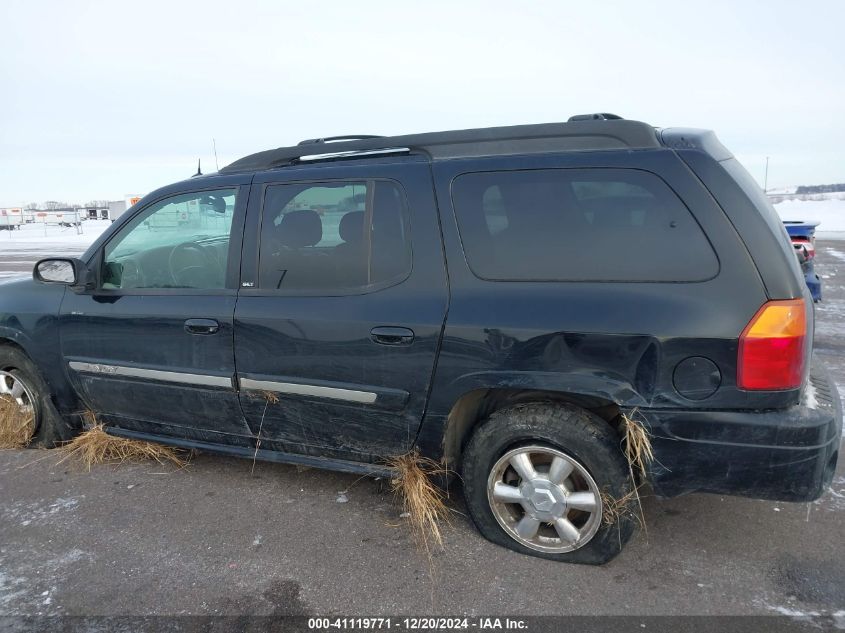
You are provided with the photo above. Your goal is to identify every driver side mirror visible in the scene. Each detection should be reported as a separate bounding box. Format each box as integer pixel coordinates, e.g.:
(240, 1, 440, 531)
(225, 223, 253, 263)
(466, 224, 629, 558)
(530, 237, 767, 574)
(33, 258, 94, 291)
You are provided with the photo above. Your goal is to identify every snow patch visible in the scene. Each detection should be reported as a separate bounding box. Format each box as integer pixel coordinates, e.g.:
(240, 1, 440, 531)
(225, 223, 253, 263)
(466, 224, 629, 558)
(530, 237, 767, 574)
(0, 219, 111, 247)
(804, 380, 819, 409)
(814, 477, 845, 512)
(770, 605, 821, 618)
(756, 598, 845, 628)
(1, 496, 82, 525)
(0, 569, 28, 612)
(0, 548, 87, 614)
(774, 197, 845, 237)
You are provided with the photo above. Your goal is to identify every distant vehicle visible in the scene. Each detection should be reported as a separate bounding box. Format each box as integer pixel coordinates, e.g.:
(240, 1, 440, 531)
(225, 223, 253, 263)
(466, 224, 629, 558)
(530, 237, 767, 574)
(783, 221, 822, 302)
(0, 208, 24, 230)
(108, 201, 127, 222)
(143, 205, 185, 230)
(31, 210, 82, 227)
(2, 115, 840, 566)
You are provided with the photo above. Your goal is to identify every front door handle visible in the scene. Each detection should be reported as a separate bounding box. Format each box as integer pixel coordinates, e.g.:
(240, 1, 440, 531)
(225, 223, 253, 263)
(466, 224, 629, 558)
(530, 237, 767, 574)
(184, 318, 220, 335)
(370, 326, 414, 346)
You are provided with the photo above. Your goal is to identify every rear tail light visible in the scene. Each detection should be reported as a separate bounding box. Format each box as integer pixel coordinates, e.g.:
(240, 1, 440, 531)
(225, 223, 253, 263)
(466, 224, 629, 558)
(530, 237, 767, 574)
(791, 236, 815, 259)
(738, 299, 807, 390)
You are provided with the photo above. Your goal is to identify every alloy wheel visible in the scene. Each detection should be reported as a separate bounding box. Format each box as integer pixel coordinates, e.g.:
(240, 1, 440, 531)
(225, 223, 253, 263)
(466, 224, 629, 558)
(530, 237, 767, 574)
(0, 369, 38, 438)
(486, 445, 602, 553)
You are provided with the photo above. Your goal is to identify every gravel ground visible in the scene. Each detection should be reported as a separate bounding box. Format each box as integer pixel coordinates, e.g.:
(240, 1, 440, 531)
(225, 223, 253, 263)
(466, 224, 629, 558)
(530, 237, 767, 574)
(0, 241, 842, 627)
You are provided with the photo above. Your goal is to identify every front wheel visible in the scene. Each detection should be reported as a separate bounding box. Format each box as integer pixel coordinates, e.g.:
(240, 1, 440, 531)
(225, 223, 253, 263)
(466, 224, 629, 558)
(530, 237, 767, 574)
(0, 345, 78, 448)
(461, 402, 634, 565)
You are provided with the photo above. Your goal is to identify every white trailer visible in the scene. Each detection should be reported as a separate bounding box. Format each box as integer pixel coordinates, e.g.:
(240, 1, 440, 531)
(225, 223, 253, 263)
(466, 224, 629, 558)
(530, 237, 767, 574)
(108, 200, 127, 221)
(32, 210, 81, 227)
(0, 208, 24, 230)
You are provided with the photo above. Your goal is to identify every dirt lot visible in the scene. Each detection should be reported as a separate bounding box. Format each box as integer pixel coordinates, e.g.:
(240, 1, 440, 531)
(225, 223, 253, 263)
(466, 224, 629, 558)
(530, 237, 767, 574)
(0, 243, 843, 626)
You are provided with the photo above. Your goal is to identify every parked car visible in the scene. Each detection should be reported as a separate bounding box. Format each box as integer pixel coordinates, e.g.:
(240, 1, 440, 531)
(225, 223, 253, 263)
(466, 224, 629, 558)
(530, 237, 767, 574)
(0, 115, 840, 565)
(783, 220, 822, 302)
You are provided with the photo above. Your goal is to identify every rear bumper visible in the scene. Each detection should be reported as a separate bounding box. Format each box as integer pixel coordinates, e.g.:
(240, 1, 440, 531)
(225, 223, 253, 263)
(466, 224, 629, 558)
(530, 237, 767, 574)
(638, 361, 841, 502)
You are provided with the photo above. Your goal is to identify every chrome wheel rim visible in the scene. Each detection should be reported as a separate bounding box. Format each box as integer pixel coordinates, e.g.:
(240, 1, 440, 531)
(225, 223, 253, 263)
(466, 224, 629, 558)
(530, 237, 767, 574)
(487, 445, 602, 553)
(0, 370, 38, 437)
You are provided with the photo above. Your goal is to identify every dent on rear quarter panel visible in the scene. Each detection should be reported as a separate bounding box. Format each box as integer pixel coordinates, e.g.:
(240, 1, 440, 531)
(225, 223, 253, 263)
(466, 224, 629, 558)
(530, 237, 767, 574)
(414, 149, 787, 460)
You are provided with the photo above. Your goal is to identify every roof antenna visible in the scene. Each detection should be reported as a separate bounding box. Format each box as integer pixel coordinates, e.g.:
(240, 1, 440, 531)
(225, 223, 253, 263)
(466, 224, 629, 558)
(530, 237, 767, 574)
(212, 138, 220, 171)
(193, 159, 202, 177)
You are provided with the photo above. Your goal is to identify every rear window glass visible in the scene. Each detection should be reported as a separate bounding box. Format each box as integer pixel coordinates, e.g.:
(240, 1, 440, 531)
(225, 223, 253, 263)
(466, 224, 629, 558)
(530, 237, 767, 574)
(451, 168, 718, 282)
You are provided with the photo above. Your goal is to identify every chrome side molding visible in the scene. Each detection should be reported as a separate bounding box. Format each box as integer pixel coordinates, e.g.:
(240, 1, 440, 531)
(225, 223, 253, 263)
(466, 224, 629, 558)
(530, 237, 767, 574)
(68, 361, 382, 404)
(239, 377, 377, 404)
(68, 361, 232, 389)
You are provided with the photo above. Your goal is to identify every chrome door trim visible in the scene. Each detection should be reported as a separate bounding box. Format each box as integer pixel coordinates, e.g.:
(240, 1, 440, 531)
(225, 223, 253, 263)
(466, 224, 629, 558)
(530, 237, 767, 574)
(239, 377, 377, 404)
(68, 361, 233, 389)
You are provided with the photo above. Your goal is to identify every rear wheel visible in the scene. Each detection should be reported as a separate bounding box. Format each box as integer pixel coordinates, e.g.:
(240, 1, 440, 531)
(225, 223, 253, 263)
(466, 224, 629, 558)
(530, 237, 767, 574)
(0, 345, 77, 447)
(462, 402, 634, 564)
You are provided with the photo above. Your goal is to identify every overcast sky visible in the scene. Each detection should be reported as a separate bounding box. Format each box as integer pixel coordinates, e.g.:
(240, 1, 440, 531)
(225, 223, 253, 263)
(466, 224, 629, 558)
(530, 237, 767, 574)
(1, 0, 843, 205)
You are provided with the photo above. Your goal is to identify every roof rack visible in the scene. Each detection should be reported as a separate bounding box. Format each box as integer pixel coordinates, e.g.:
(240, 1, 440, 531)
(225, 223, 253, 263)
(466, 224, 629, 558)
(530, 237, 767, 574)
(220, 116, 660, 173)
(568, 113, 623, 121)
(297, 147, 410, 162)
(297, 134, 385, 146)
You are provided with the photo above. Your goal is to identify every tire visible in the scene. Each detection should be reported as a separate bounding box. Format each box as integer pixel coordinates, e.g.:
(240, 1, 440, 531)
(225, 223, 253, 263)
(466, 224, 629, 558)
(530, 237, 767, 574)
(0, 344, 78, 448)
(461, 402, 634, 565)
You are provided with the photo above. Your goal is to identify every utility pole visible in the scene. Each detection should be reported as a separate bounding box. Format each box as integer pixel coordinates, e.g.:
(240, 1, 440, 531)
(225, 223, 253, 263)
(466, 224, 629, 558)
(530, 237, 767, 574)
(764, 156, 769, 193)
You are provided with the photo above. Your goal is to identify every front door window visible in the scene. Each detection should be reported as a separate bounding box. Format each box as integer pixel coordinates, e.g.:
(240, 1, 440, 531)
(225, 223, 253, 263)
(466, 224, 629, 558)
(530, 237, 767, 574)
(102, 189, 237, 290)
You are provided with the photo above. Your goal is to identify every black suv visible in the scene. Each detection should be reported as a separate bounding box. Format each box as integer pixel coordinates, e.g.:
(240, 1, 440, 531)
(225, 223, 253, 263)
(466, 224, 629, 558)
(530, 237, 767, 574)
(1, 115, 840, 564)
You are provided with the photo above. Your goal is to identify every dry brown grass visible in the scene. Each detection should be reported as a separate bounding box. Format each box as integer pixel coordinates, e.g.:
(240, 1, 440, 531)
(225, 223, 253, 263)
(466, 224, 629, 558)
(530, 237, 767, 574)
(385, 450, 453, 559)
(57, 413, 188, 470)
(0, 394, 34, 449)
(621, 410, 654, 479)
(600, 487, 645, 529)
(606, 410, 656, 539)
(251, 390, 279, 474)
(260, 391, 279, 404)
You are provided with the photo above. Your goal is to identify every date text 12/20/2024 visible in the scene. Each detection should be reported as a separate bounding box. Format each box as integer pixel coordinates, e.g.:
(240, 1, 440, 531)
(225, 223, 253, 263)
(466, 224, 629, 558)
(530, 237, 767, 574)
(308, 618, 528, 630)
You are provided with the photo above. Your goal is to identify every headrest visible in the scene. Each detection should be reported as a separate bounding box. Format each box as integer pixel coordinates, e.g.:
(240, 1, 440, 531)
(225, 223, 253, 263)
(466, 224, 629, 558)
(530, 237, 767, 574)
(339, 211, 364, 244)
(276, 210, 322, 247)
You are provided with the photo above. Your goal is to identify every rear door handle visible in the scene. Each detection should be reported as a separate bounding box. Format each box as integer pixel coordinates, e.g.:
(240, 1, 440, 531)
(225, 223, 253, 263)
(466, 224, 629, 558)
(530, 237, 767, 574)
(184, 318, 220, 335)
(370, 326, 414, 346)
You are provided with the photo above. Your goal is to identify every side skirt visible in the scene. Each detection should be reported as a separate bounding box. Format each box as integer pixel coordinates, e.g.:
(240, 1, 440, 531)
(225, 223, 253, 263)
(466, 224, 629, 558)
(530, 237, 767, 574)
(106, 427, 395, 478)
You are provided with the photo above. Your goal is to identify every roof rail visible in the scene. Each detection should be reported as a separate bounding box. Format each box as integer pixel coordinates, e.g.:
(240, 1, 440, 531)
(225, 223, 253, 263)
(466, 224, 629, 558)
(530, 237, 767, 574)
(297, 147, 411, 163)
(568, 113, 623, 121)
(220, 118, 660, 173)
(298, 134, 385, 146)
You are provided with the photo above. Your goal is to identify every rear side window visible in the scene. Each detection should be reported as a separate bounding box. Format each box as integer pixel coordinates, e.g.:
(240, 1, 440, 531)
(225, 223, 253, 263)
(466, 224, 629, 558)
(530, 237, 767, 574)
(451, 168, 718, 282)
(258, 180, 411, 292)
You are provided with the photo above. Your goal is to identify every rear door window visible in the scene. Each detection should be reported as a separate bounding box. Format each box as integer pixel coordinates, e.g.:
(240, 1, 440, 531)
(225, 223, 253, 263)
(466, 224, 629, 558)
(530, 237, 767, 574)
(257, 180, 411, 292)
(451, 168, 718, 282)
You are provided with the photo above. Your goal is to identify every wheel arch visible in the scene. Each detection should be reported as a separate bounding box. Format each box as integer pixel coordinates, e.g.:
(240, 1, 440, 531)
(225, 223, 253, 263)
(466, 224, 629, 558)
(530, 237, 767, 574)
(0, 334, 34, 369)
(0, 332, 81, 415)
(440, 387, 621, 469)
